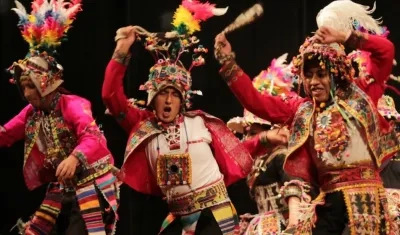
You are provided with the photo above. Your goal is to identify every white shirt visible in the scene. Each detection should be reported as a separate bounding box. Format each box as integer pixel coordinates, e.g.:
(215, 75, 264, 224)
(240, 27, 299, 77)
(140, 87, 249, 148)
(146, 116, 223, 196)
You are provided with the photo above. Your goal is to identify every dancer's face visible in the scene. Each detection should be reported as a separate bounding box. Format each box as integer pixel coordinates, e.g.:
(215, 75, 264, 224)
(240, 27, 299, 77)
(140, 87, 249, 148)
(20, 79, 42, 108)
(302, 58, 331, 103)
(153, 87, 182, 123)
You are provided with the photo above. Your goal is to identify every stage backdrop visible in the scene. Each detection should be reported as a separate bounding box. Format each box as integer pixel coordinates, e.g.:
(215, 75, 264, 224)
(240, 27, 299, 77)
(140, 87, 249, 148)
(0, 0, 399, 234)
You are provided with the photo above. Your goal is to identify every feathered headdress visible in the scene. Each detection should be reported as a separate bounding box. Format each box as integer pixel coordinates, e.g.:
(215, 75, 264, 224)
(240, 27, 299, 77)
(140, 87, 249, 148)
(227, 53, 295, 134)
(316, 0, 388, 85)
(127, 0, 228, 109)
(8, 0, 82, 97)
(316, 0, 383, 36)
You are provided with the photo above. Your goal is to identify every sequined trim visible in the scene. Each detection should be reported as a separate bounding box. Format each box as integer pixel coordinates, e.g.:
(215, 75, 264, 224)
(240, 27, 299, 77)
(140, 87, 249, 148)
(156, 153, 192, 186)
(166, 178, 229, 216)
(341, 184, 393, 235)
(219, 61, 243, 85)
(112, 51, 132, 66)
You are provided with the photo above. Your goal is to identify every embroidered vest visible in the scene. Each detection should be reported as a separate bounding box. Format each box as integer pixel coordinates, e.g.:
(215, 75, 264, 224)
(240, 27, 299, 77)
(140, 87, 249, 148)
(24, 96, 111, 188)
(286, 84, 399, 168)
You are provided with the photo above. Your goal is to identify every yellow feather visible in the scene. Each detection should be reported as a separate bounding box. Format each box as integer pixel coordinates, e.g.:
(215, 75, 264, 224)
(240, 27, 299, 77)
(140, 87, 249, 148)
(172, 5, 200, 34)
(28, 15, 36, 24)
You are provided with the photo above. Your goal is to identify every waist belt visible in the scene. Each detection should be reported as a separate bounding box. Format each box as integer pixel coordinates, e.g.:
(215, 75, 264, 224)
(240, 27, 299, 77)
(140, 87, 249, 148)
(167, 178, 230, 216)
(319, 165, 382, 192)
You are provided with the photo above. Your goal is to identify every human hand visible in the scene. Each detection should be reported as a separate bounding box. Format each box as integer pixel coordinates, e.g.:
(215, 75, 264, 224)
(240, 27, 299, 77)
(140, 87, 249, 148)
(214, 33, 235, 64)
(0, 125, 5, 132)
(214, 33, 232, 55)
(314, 26, 349, 44)
(264, 127, 289, 146)
(55, 155, 79, 181)
(115, 26, 136, 54)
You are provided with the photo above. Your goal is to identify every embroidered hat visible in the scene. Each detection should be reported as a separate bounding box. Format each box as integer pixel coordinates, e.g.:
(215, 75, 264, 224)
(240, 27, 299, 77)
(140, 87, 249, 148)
(378, 95, 400, 122)
(227, 53, 296, 133)
(291, 38, 353, 84)
(7, 0, 82, 97)
(130, 0, 228, 109)
(309, 0, 385, 86)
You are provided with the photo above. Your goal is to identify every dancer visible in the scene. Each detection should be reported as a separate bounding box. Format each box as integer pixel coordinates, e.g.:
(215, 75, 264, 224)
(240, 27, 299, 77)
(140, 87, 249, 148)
(377, 95, 400, 225)
(215, 1, 399, 234)
(229, 54, 305, 234)
(3, 1, 119, 234)
(102, 1, 287, 234)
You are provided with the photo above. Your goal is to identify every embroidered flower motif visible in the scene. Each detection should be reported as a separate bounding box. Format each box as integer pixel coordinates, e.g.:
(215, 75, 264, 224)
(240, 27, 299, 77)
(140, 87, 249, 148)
(316, 112, 332, 129)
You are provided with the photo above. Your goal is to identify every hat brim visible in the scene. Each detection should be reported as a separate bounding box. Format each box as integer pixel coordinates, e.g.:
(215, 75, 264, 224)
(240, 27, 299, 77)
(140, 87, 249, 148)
(147, 84, 185, 106)
(227, 117, 246, 134)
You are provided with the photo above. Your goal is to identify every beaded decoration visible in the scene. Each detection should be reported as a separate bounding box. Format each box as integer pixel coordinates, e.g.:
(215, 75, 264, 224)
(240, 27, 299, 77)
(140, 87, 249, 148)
(377, 95, 400, 122)
(128, 0, 228, 108)
(157, 152, 192, 186)
(7, 0, 82, 97)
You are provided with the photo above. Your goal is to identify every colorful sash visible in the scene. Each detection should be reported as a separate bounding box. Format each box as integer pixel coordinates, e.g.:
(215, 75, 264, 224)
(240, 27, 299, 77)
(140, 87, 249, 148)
(25, 183, 63, 234)
(24, 173, 119, 235)
(159, 178, 239, 234)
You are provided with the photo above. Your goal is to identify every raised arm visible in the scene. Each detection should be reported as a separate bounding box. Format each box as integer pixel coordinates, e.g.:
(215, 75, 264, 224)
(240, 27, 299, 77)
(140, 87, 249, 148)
(102, 26, 150, 133)
(214, 34, 303, 124)
(242, 128, 290, 159)
(346, 31, 395, 103)
(0, 105, 32, 147)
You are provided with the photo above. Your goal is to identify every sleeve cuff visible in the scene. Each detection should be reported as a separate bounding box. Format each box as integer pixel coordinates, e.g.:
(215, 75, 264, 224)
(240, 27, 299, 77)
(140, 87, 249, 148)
(112, 51, 132, 66)
(219, 61, 243, 85)
(259, 131, 273, 149)
(71, 150, 90, 169)
(280, 179, 311, 201)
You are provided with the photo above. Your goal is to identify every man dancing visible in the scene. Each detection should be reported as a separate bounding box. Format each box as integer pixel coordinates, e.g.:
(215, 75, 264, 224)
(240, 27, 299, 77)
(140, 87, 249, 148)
(102, 1, 288, 234)
(3, 1, 119, 234)
(215, 1, 399, 234)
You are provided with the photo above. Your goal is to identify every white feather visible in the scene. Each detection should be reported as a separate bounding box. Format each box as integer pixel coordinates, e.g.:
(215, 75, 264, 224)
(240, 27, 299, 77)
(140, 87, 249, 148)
(14, 1, 26, 14)
(275, 53, 288, 67)
(11, 1, 28, 20)
(212, 7, 228, 16)
(316, 0, 383, 35)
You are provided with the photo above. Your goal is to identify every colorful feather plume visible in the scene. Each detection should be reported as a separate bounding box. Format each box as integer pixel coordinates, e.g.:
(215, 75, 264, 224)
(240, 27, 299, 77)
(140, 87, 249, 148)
(174, 0, 228, 35)
(253, 53, 296, 97)
(12, 0, 82, 52)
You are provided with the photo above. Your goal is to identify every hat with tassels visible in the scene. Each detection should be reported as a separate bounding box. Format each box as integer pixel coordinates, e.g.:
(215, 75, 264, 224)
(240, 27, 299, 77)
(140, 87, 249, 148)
(118, 0, 228, 109)
(7, 0, 82, 97)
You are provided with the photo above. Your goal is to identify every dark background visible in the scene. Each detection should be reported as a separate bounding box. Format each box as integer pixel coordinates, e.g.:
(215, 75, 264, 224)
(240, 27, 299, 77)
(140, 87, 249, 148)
(1, 0, 399, 234)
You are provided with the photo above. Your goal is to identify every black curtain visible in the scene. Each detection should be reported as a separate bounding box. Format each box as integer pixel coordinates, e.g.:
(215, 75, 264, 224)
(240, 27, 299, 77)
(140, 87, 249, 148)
(1, 0, 399, 234)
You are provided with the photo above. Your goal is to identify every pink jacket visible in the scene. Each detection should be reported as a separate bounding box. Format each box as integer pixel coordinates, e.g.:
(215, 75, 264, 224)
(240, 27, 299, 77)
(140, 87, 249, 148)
(0, 94, 114, 190)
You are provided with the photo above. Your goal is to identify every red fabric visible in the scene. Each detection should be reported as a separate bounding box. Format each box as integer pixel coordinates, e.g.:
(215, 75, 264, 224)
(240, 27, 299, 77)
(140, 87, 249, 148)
(221, 33, 395, 184)
(242, 135, 268, 159)
(103, 60, 253, 195)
